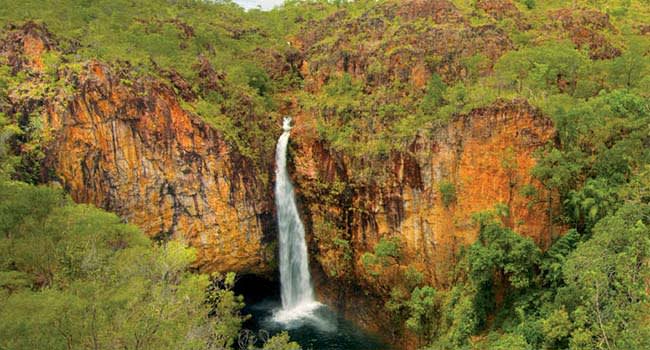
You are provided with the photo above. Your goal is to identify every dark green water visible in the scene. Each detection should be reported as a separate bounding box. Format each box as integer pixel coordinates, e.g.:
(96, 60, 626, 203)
(243, 297, 389, 350)
(238, 276, 389, 350)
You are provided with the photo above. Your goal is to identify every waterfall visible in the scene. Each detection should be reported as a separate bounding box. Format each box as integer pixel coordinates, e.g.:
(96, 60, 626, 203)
(274, 117, 319, 322)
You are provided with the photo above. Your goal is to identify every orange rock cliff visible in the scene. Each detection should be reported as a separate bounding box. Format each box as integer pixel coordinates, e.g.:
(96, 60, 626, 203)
(2, 23, 275, 274)
(2, 11, 560, 332)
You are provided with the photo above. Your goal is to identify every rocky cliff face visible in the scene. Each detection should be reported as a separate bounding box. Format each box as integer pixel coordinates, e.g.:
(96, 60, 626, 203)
(4, 0, 562, 304)
(47, 63, 274, 273)
(3, 13, 561, 343)
(2, 13, 559, 280)
(283, 1, 562, 335)
(291, 100, 556, 287)
(295, 0, 513, 88)
(2, 23, 274, 273)
(289, 0, 559, 289)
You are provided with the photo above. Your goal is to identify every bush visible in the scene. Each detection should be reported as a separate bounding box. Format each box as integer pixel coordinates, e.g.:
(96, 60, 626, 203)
(439, 180, 457, 208)
(0, 181, 250, 350)
(375, 237, 401, 259)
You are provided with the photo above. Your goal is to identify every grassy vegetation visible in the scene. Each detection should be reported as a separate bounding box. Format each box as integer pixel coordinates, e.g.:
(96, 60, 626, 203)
(1, 0, 650, 349)
(0, 180, 299, 350)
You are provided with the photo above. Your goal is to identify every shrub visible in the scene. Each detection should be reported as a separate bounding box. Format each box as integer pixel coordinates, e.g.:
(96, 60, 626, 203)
(375, 237, 401, 260)
(439, 180, 457, 208)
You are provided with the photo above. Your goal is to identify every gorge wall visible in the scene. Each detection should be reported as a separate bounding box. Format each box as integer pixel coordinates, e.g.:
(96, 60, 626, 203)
(2, 23, 275, 273)
(2, 14, 559, 283)
(287, 0, 560, 297)
(2, 15, 560, 343)
(45, 62, 275, 273)
(281, 0, 563, 334)
(290, 101, 557, 335)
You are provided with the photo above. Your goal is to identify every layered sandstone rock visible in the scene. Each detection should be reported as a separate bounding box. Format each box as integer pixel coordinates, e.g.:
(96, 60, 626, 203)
(3, 23, 274, 273)
(3, 19, 561, 347)
(4, 13, 557, 287)
(47, 63, 273, 273)
(292, 100, 556, 285)
(547, 8, 621, 59)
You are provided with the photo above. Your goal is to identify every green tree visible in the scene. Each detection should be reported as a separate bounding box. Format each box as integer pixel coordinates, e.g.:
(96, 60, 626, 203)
(438, 180, 457, 208)
(609, 37, 650, 89)
(405, 286, 439, 342)
(558, 202, 650, 350)
(261, 332, 300, 350)
(0, 181, 268, 350)
(420, 73, 447, 112)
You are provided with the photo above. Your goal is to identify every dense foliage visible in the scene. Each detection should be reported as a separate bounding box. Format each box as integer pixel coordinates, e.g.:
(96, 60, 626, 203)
(392, 87, 650, 349)
(0, 180, 299, 349)
(1, 0, 650, 349)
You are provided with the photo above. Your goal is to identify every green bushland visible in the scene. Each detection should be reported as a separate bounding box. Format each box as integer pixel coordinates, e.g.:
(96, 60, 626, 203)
(0, 180, 299, 350)
(1, 0, 650, 349)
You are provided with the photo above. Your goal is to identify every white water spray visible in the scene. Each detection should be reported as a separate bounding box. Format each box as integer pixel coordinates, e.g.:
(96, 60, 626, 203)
(273, 117, 322, 324)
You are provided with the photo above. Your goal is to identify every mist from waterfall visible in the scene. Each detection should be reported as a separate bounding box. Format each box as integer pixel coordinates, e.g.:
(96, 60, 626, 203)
(273, 117, 322, 326)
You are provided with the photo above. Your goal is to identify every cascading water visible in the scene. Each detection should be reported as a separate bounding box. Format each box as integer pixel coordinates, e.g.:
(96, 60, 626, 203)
(240, 118, 389, 348)
(273, 117, 321, 324)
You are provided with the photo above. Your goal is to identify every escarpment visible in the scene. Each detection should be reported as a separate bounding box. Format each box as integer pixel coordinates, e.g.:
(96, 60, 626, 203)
(3, 0, 562, 299)
(284, 0, 562, 333)
(292, 100, 557, 286)
(295, 0, 513, 88)
(2, 23, 274, 274)
(47, 63, 274, 273)
(2, 5, 562, 284)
